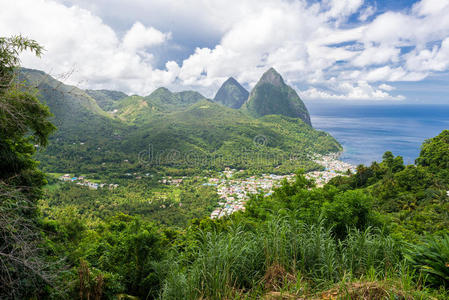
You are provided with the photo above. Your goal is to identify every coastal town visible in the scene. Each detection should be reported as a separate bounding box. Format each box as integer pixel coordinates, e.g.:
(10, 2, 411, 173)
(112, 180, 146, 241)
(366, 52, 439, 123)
(57, 153, 356, 219)
(208, 171, 295, 218)
(306, 153, 356, 187)
(209, 154, 356, 218)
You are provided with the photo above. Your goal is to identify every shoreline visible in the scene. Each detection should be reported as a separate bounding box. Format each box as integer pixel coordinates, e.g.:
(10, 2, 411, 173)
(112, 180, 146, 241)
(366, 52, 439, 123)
(306, 152, 356, 187)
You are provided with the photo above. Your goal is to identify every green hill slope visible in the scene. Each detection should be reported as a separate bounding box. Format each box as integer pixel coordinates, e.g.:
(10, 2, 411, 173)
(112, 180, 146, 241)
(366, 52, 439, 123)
(144, 87, 208, 112)
(20, 69, 129, 172)
(119, 99, 340, 172)
(22, 68, 340, 174)
(20, 68, 123, 136)
(85, 89, 127, 111)
(109, 87, 209, 124)
(244, 68, 312, 126)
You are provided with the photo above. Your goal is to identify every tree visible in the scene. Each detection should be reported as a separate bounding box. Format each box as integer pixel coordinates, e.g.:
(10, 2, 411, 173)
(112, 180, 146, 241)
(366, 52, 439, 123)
(0, 35, 59, 299)
(416, 130, 449, 171)
(1, 36, 55, 198)
(321, 190, 374, 239)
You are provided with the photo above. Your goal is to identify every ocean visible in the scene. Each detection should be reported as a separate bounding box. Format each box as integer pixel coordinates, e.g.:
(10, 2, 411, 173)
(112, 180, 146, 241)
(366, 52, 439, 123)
(307, 103, 449, 166)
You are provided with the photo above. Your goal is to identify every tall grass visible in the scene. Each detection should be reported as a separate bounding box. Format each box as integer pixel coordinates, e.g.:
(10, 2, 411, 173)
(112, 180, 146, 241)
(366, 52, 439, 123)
(160, 216, 404, 299)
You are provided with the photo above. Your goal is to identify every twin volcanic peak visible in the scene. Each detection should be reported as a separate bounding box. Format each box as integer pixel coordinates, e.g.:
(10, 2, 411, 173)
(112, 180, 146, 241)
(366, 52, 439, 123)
(244, 68, 311, 126)
(213, 77, 249, 109)
(214, 68, 312, 126)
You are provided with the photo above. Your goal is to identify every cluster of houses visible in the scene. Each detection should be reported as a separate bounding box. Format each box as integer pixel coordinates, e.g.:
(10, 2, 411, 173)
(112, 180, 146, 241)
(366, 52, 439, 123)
(210, 155, 356, 219)
(305, 154, 356, 187)
(158, 176, 184, 186)
(210, 170, 295, 219)
(59, 174, 118, 190)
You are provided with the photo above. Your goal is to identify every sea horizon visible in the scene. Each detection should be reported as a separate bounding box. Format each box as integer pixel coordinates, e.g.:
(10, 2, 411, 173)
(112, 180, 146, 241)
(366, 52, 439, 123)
(307, 102, 449, 166)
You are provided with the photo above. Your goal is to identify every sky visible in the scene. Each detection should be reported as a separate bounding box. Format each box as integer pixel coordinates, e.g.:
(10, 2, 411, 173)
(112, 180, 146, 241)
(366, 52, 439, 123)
(2, 0, 449, 103)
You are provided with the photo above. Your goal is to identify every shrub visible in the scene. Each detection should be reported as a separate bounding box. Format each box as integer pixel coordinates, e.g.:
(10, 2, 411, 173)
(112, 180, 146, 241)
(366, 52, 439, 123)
(405, 235, 449, 288)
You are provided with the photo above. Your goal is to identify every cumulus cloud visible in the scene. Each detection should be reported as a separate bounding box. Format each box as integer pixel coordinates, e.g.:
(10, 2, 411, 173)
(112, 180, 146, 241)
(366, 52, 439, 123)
(405, 37, 449, 72)
(122, 22, 171, 51)
(0, 0, 175, 94)
(173, 0, 449, 99)
(1, 0, 449, 100)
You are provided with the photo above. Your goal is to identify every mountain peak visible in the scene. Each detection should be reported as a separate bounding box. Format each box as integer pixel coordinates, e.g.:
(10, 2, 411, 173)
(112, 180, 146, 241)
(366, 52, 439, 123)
(259, 67, 284, 87)
(151, 87, 171, 95)
(213, 77, 249, 109)
(244, 68, 312, 126)
(225, 77, 238, 84)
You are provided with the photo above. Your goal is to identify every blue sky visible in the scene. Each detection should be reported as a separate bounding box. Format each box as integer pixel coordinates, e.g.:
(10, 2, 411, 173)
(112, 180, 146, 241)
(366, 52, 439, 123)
(2, 0, 449, 103)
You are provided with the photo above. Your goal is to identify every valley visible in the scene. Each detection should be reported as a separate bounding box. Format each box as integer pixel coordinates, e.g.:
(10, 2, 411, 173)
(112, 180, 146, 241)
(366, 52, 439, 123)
(3, 2, 449, 298)
(3, 42, 449, 299)
(49, 152, 356, 221)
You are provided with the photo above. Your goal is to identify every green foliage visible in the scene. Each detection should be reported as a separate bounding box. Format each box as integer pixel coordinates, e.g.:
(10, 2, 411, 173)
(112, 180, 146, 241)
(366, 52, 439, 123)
(41, 174, 219, 227)
(85, 89, 127, 111)
(43, 212, 171, 299)
(245, 174, 377, 238)
(0, 35, 60, 299)
(327, 132, 449, 243)
(20, 68, 340, 175)
(405, 235, 449, 288)
(161, 218, 402, 299)
(0, 36, 43, 92)
(32, 129, 449, 298)
(321, 190, 374, 239)
(0, 89, 56, 197)
(416, 129, 449, 171)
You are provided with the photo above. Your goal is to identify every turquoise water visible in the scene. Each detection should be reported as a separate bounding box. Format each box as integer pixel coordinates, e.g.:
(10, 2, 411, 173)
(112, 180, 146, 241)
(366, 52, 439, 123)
(307, 103, 449, 165)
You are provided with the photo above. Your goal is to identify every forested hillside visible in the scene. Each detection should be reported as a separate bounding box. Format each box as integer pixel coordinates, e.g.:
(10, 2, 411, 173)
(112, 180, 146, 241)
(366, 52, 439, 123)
(20, 68, 340, 175)
(243, 68, 312, 126)
(213, 77, 249, 109)
(2, 36, 449, 300)
(38, 130, 449, 299)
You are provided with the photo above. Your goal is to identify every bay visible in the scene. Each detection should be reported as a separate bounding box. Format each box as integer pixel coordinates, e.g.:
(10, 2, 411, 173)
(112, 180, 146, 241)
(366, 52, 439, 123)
(307, 103, 449, 165)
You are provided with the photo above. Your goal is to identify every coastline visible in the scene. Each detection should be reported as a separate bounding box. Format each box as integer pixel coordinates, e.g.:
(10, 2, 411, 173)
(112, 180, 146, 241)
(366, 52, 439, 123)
(306, 152, 356, 187)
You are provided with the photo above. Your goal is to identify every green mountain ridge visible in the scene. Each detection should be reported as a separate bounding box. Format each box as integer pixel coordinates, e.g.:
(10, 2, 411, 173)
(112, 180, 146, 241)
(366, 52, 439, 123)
(20, 68, 340, 174)
(244, 68, 312, 126)
(85, 89, 128, 111)
(109, 87, 210, 124)
(144, 87, 208, 112)
(213, 77, 249, 109)
(20, 68, 122, 133)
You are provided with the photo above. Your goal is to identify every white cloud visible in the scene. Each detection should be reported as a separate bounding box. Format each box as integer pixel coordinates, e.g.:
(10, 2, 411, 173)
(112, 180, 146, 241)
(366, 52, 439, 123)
(321, 0, 364, 23)
(54, 0, 272, 43)
(1, 0, 449, 100)
(405, 38, 449, 72)
(358, 5, 375, 22)
(352, 45, 400, 67)
(0, 0, 176, 94)
(301, 81, 405, 101)
(122, 22, 171, 51)
(174, 0, 449, 99)
(412, 0, 449, 16)
(378, 84, 395, 91)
